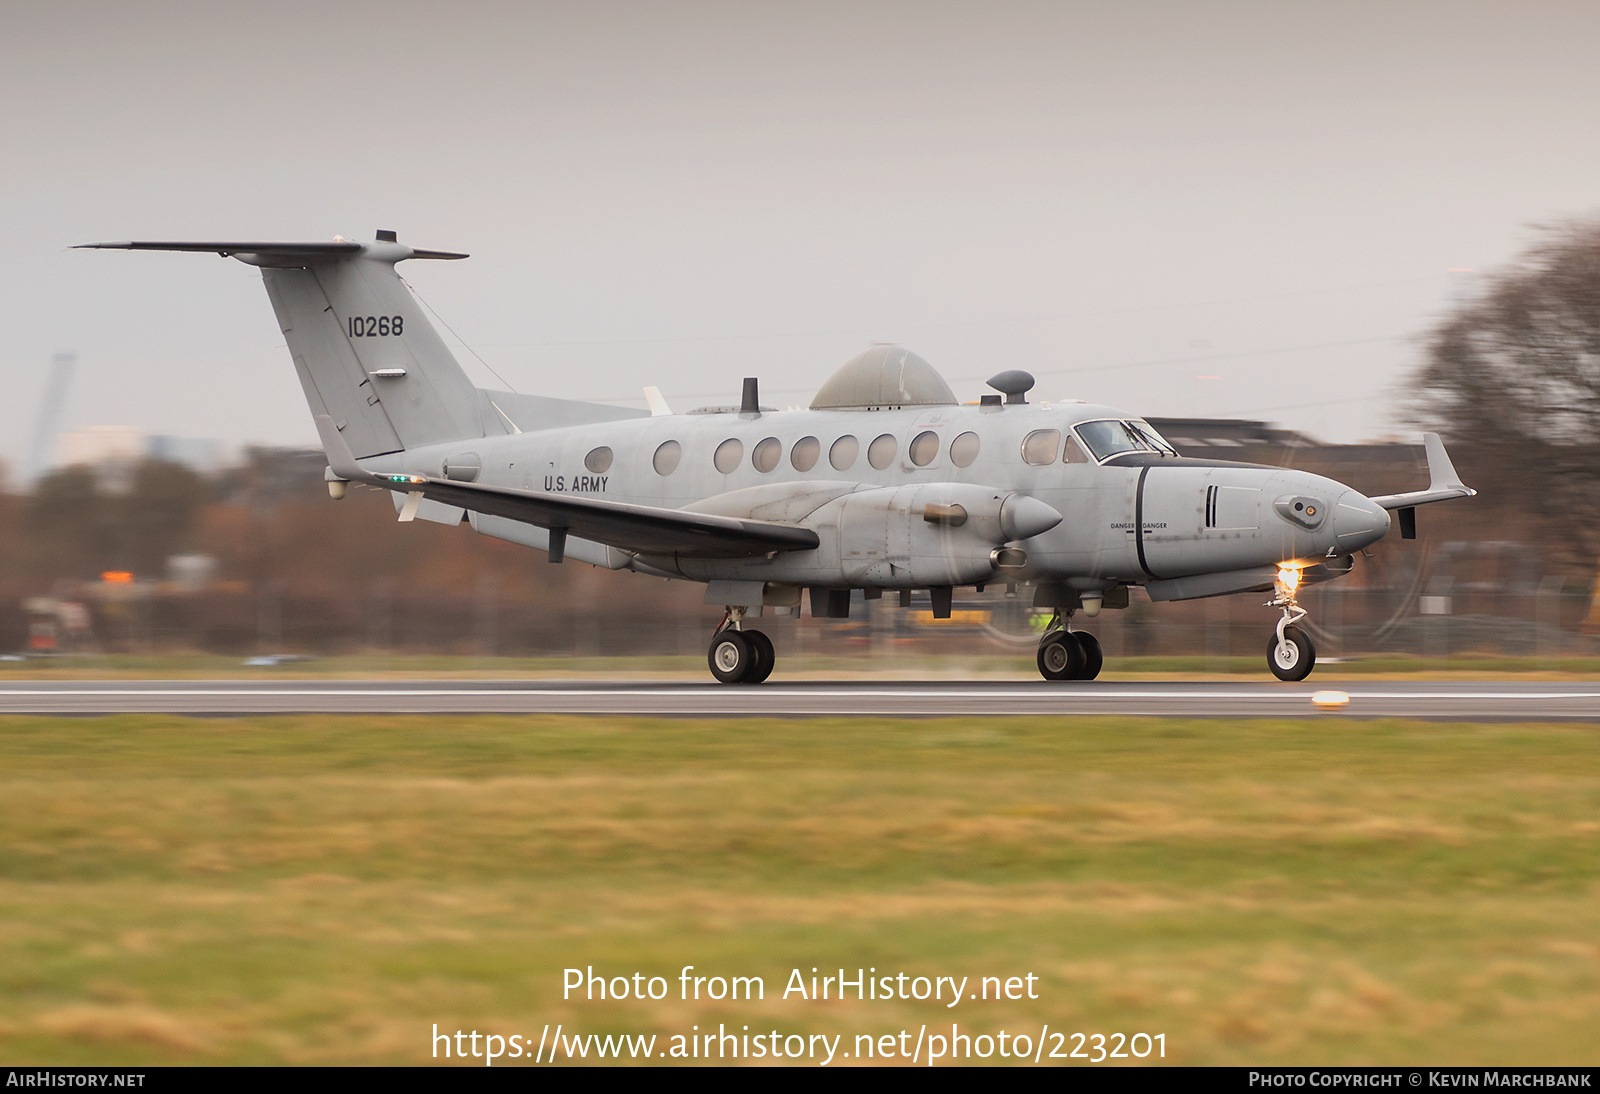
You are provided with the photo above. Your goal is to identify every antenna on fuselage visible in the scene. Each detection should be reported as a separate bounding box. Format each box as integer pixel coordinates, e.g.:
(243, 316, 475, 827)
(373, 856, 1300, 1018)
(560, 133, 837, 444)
(987, 370, 1035, 405)
(740, 377, 761, 419)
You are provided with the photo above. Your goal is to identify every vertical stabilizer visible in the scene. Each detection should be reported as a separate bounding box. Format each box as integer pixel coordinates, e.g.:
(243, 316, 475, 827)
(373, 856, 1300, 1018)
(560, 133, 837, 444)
(258, 240, 490, 456)
(76, 235, 493, 459)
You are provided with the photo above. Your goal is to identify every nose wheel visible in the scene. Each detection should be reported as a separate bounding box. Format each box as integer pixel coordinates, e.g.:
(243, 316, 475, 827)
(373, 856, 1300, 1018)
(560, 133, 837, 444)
(1265, 569, 1317, 681)
(707, 607, 775, 684)
(1268, 624, 1315, 681)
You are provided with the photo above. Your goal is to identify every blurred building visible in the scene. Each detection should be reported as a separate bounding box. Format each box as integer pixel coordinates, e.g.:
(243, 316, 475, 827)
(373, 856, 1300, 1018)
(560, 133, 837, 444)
(55, 425, 145, 467)
(211, 447, 332, 509)
(54, 427, 226, 477)
(146, 435, 226, 472)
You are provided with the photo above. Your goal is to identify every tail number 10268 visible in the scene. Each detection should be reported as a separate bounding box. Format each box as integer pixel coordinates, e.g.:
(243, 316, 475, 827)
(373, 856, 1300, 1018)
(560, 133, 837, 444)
(348, 315, 404, 337)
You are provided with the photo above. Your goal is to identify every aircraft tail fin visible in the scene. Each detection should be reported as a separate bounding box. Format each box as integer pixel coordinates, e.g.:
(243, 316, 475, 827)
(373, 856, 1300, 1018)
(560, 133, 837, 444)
(77, 234, 493, 458)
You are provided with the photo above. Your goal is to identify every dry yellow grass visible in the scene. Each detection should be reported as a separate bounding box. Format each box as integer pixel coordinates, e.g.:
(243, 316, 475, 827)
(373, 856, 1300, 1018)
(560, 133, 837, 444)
(0, 714, 1597, 1065)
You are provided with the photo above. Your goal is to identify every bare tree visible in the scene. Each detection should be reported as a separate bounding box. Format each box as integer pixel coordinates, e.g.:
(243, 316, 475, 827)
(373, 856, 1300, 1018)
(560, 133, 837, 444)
(1412, 218, 1600, 586)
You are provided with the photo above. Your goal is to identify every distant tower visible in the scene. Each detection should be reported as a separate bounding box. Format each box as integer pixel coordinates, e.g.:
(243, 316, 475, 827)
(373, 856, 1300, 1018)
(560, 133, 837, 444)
(28, 352, 76, 484)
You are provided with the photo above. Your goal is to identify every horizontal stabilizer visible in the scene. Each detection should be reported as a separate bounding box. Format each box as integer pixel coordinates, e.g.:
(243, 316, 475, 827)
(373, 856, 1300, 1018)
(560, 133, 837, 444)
(75, 240, 362, 256)
(73, 239, 467, 261)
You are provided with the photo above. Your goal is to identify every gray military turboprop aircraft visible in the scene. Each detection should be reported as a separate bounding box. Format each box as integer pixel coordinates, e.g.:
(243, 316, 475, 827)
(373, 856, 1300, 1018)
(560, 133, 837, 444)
(80, 232, 1474, 683)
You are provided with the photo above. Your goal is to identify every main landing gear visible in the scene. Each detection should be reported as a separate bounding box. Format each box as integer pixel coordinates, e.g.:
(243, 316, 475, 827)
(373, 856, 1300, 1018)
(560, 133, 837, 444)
(707, 607, 775, 685)
(1266, 566, 1316, 682)
(1036, 610, 1103, 681)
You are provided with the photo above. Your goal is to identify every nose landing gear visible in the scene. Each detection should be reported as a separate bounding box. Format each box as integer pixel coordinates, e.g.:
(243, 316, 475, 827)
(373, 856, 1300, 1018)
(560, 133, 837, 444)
(1036, 610, 1103, 681)
(1266, 567, 1316, 682)
(707, 607, 775, 684)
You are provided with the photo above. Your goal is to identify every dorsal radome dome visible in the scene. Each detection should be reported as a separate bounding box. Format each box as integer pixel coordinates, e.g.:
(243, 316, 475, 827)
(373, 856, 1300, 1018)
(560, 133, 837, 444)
(809, 345, 958, 411)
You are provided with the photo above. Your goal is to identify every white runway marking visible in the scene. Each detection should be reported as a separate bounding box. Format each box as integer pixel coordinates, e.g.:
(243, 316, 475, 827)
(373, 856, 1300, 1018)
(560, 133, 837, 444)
(0, 681, 1595, 718)
(2, 686, 1598, 699)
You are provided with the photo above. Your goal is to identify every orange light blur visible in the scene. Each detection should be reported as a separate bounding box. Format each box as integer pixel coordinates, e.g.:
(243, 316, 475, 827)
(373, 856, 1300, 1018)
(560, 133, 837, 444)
(100, 571, 134, 584)
(1276, 565, 1302, 595)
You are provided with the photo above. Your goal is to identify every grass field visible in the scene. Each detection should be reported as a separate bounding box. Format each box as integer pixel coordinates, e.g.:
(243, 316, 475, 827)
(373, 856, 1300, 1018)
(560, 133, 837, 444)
(0, 713, 1597, 1066)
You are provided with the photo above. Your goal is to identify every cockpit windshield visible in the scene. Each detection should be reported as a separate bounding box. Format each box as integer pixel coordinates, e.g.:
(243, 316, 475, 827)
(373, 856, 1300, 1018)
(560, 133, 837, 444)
(1073, 419, 1178, 461)
(1128, 420, 1179, 456)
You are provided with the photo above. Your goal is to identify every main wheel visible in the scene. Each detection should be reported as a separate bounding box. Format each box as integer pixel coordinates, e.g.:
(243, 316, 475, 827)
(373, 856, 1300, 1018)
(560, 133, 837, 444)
(742, 629, 775, 683)
(1267, 625, 1316, 682)
(1072, 632, 1104, 680)
(708, 631, 754, 684)
(1037, 631, 1086, 681)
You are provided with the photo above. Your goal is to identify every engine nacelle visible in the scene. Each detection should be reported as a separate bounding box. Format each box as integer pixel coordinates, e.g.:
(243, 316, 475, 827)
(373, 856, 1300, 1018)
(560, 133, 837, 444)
(671, 480, 1061, 587)
(829, 483, 1062, 587)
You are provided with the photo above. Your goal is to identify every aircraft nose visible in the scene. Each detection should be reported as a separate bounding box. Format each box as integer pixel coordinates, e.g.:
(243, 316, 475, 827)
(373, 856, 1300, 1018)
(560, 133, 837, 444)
(1332, 490, 1390, 551)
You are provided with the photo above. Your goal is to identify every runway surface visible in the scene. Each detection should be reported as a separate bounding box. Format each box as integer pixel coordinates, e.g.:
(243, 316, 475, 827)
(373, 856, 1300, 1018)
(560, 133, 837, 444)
(0, 679, 1596, 718)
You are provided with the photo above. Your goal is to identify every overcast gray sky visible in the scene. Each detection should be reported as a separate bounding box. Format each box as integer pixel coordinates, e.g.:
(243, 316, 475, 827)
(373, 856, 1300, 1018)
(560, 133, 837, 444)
(5, 0, 1599, 479)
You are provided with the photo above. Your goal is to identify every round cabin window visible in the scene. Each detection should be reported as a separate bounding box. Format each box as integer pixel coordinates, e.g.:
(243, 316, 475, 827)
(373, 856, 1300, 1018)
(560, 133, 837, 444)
(908, 430, 939, 467)
(791, 436, 820, 472)
(714, 438, 744, 474)
(949, 431, 980, 467)
(829, 435, 859, 471)
(584, 446, 613, 474)
(752, 437, 781, 473)
(868, 433, 897, 470)
(652, 440, 682, 476)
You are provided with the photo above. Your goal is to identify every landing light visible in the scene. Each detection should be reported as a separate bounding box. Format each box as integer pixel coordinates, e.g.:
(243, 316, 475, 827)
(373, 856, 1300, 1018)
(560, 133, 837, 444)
(1276, 564, 1301, 595)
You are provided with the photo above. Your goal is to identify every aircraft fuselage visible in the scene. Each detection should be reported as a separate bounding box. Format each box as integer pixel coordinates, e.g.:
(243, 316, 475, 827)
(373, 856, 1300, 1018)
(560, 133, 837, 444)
(361, 399, 1391, 598)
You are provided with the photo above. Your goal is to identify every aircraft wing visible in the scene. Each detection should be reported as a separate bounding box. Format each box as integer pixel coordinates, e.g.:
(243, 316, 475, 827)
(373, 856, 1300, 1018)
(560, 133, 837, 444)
(1367, 433, 1477, 510)
(314, 415, 817, 559)
(403, 477, 820, 558)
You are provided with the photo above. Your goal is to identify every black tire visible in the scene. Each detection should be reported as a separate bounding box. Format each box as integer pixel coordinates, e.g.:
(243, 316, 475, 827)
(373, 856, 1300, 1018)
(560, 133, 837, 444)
(742, 630, 775, 684)
(1072, 632, 1104, 680)
(1037, 631, 1086, 681)
(708, 631, 754, 684)
(1267, 625, 1316, 682)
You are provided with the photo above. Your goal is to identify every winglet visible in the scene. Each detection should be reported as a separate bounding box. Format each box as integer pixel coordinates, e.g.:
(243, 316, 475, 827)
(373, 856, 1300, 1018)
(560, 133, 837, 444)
(1368, 433, 1477, 511)
(1423, 432, 1475, 496)
(314, 414, 384, 485)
